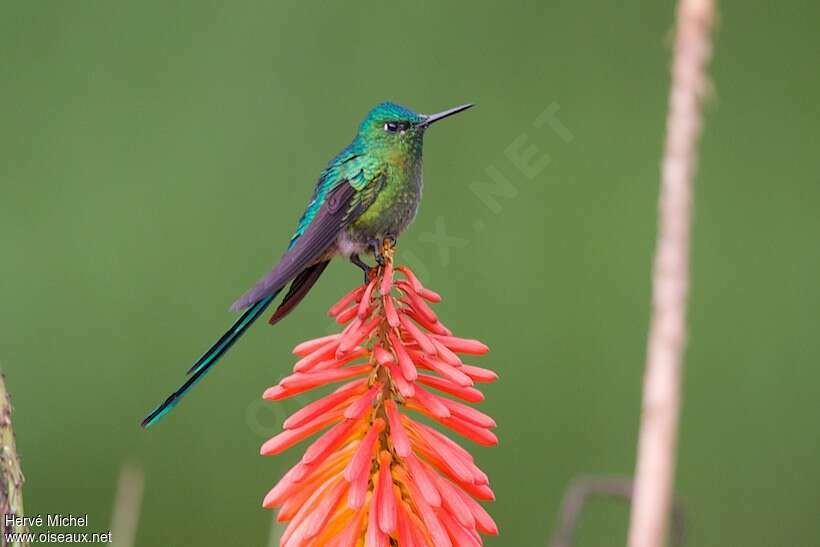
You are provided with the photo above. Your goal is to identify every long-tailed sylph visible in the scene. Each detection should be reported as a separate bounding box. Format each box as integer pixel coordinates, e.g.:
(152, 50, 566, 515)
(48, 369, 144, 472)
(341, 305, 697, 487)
(141, 101, 473, 427)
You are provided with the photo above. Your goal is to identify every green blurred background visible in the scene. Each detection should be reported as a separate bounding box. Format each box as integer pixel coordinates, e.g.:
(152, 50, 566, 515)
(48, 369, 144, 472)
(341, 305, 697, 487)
(2, 1, 818, 545)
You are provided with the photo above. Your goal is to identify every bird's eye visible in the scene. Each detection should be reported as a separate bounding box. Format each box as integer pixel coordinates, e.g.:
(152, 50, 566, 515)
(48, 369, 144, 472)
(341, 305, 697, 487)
(384, 122, 400, 133)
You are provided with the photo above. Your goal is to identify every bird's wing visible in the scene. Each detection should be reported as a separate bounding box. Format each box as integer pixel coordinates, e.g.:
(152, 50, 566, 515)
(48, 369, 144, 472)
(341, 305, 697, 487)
(230, 173, 381, 311)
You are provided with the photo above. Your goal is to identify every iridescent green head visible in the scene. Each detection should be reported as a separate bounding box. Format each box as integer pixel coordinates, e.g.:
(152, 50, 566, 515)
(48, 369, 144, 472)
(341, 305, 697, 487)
(356, 101, 474, 153)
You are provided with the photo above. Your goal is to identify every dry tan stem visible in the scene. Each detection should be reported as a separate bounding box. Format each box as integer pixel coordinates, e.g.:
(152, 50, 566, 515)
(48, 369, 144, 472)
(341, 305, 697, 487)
(627, 1, 715, 546)
(110, 464, 145, 547)
(0, 371, 26, 546)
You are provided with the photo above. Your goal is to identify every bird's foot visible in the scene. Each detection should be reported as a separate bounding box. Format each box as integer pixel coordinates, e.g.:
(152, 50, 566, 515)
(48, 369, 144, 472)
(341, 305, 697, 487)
(350, 254, 377, 284)
(368, 239, 385, 267)
(382, 234, 397, 258)
(368, 235, 397, 267)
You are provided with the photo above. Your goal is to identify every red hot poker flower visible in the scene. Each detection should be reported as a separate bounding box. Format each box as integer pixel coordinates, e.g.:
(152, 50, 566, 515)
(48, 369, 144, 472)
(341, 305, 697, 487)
(261, 248, 498, 546)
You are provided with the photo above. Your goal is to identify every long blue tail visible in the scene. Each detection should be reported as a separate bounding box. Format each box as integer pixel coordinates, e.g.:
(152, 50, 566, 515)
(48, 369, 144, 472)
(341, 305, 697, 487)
(140, 293, 278, 428)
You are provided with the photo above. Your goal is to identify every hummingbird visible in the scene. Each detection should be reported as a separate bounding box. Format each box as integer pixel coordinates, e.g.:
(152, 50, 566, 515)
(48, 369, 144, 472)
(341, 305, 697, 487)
(141, 101, 474, 428)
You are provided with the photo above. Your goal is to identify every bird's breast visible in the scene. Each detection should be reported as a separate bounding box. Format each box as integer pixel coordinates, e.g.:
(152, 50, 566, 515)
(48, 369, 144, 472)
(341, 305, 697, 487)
(342, 162, 423, 249)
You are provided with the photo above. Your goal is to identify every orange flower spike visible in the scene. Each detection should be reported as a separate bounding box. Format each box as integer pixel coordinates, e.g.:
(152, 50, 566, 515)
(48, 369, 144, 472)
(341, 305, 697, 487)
(260, 250, 497, 544)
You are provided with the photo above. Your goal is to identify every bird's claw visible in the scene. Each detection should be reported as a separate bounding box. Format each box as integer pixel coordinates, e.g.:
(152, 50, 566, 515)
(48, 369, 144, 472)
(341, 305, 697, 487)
(369, 235, 397, 267)
(383, 234, 396, 254)
(350, 254, 373, 284)
(368, 239, 385, 267)
(353, 237, 397, 284)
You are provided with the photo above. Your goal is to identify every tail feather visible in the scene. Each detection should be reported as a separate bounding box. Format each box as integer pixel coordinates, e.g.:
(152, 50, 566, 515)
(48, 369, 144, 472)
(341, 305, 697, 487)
(268, 260, 330, 326)
(140, 293, 277, 428)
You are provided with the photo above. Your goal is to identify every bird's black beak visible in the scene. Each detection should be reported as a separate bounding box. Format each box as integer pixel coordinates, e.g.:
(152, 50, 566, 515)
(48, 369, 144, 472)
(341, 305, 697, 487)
(419, 103, 474, 127)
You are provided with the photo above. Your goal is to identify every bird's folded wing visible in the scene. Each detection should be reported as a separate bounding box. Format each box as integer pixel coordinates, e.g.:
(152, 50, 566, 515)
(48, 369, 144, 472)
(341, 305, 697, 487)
(230, 180, 365, 311)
